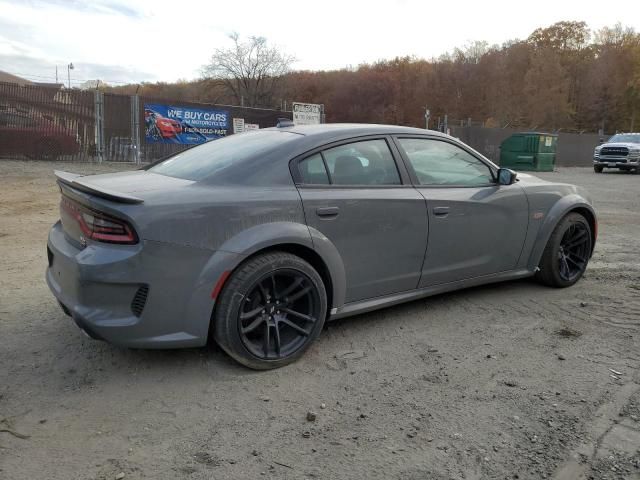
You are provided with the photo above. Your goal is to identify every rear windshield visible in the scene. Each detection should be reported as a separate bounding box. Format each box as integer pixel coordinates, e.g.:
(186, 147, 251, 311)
(148, 130, 298, 181)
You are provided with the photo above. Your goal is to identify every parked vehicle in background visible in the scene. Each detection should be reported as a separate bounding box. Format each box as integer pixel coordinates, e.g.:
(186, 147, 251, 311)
(593, 133, 640, 173)
(46, 124, 597, 370)
(0, 112, 80, 160)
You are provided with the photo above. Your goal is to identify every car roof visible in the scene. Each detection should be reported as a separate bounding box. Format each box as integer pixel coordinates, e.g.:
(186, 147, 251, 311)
(263, 123, 448, 140)
(195, 123, 466, 186)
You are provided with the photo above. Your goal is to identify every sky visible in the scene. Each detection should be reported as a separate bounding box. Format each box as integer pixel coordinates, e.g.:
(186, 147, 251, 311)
(1, 0, 639, 86)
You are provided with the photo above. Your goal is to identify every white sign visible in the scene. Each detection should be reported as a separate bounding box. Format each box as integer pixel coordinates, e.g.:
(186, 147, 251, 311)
(232, 117, 245, 133)
(245, 123, 259, 130)
(292, 102, 322, 125)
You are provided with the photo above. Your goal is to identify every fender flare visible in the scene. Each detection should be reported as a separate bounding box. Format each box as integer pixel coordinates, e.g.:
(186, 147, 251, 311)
(216, 221, 347, 310)
(186, 222, 347, 338)
(526, 195, 597, 271)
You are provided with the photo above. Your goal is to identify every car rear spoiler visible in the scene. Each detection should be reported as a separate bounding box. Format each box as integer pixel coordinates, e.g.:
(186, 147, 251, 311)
(54, 170, 144, 204)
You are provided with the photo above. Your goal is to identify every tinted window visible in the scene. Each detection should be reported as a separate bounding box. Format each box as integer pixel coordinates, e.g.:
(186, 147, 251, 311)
(299, 153, 330, 185)
(398, 138, 494, 186)
(321, 139, 400, 185)
(149, 131, 298, 181)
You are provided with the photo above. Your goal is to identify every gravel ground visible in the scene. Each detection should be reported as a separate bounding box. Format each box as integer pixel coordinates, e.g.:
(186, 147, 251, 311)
(0, 160, 639, 480)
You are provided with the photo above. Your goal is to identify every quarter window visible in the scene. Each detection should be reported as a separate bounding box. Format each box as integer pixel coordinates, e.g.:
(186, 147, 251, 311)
(299, 153, 330, 185)
(398, 138, 494, 186)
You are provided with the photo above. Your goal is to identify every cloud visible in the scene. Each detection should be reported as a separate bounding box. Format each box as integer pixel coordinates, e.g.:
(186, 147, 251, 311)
(28, 0, 145, 18)
(0, 53, 159, 85)
(0, 0, 638, 86)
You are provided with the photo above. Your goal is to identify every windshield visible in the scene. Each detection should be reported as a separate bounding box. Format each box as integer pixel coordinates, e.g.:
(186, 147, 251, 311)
(608, 134, 640, 144)
(149, 130, 298, 181)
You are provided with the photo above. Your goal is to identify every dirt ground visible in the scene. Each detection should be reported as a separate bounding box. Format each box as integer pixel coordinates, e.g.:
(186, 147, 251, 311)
(1, 159, 639, 480)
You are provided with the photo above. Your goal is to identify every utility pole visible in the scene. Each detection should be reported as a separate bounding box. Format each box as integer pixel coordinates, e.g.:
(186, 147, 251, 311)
(67, 62, 74, 89)
(55, 66, 58, 84)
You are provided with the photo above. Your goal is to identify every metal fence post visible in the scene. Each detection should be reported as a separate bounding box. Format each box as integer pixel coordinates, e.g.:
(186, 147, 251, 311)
(131, 94, 141, 164)
(94, 91, 104, 162)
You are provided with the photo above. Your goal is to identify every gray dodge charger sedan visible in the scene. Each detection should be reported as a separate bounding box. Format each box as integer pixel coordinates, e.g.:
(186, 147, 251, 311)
(46, 123, 597, 369)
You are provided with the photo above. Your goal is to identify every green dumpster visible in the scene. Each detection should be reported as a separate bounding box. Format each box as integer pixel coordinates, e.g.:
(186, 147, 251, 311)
(499, 132, 558, 172)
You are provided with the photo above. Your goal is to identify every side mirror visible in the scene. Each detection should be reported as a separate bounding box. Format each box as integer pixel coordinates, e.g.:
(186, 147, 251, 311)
(497, 168, 518, 185)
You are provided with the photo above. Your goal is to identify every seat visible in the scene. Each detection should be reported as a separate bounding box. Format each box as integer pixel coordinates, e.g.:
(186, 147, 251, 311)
(332, 155, 366, 184)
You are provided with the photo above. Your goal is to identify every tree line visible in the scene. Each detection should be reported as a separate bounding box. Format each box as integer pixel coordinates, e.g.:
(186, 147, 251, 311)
(105, 21, 640, 133)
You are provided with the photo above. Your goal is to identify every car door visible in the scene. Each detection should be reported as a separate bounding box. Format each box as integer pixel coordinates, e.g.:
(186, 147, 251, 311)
(394, 136, 529, 287)
(294, 137, 428, 303)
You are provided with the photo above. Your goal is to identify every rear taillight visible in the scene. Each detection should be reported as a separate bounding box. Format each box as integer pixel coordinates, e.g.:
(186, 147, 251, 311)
(61, 196, 138, 245)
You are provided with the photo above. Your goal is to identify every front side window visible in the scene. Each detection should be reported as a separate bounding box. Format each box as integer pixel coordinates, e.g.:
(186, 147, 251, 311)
(398, 138, 494, 186)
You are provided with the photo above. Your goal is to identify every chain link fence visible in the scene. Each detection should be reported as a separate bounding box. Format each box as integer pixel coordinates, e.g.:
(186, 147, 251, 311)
(0, 81, 291, 164)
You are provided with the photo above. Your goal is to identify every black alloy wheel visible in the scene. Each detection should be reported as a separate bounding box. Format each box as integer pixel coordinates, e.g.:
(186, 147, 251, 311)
(536, 212, 592, 288)
(213, 252, 327, 370)
(239, 269, 321, 360)
(557, 222, 590, 282)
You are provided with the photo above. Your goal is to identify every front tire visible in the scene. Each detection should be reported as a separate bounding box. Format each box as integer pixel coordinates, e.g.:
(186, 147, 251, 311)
(536, 212, 592, 288)
(593, 165, 603, 173)
(213, 252, 327, 370)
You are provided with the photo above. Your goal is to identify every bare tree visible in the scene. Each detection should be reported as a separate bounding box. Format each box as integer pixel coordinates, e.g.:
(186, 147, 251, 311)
(203, 33, 295, 108)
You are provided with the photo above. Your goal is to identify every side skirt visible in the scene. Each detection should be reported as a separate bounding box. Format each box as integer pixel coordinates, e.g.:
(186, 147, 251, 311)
(329, 269, 534, 320)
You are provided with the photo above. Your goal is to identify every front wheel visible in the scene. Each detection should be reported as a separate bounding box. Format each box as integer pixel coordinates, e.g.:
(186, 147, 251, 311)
(593, 165, 603, 173)
(536, 212, 592, 288)
(213, 252, 327, 370)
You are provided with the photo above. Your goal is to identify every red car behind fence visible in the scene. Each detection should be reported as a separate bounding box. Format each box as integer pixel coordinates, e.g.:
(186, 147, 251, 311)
(0, 111, 80, 160)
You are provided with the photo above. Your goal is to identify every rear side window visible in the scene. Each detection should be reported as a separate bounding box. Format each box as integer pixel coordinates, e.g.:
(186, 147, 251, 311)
(298, 139, 401, 186)
(149, 131, 298, 181)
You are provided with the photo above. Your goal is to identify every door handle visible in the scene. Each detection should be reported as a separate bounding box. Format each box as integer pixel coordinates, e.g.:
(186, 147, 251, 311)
(316, 206, 339, 218)
(433, 206, 449, 217)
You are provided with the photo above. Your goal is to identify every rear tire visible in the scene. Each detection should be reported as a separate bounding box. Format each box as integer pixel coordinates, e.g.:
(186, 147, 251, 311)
(536, 212, 592, 288)
(213, 252, 327, 370)
(593, 165, 603, 173)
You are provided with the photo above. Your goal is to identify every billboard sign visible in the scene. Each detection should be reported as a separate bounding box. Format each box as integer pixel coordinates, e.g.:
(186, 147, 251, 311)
(144, 103, 229, 144)
(292, 102, 322, 125)
(232, 117, 245, 133)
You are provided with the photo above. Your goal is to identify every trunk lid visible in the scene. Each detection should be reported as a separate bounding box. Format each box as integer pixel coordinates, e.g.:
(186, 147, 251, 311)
(55, 170, 195, 203)
(55, 170, 194, 246)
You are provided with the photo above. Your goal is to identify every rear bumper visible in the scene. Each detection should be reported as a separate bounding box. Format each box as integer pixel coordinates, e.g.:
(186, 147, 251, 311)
(46, 221, 240, 348)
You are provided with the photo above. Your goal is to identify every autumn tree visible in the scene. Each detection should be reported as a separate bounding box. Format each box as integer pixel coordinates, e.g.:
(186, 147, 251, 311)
(106, 21, 640, 134)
